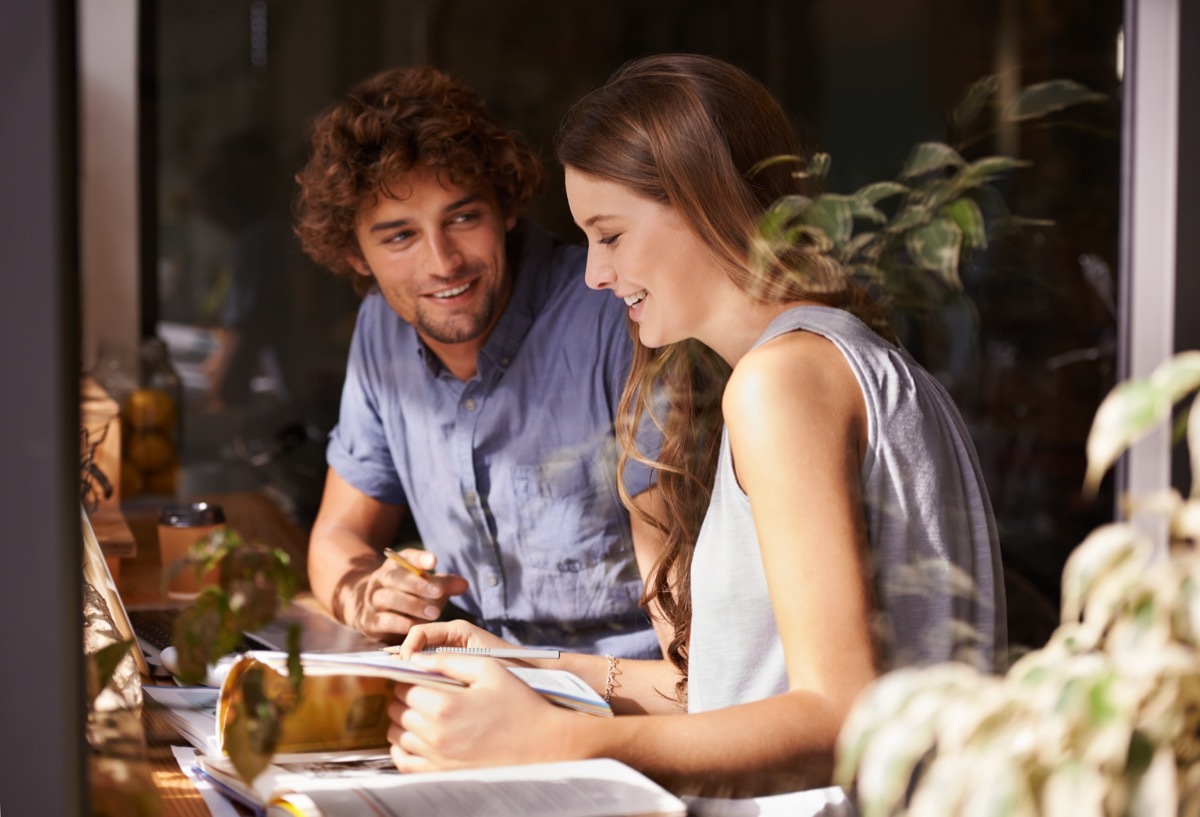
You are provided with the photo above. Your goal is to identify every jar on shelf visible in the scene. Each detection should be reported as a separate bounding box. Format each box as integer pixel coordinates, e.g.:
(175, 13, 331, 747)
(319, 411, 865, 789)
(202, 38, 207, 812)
(121, 336, 183, 498)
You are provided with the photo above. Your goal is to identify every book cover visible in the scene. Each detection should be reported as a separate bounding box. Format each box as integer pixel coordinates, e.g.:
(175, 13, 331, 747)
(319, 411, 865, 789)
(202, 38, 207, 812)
(213, 651, 613, 757)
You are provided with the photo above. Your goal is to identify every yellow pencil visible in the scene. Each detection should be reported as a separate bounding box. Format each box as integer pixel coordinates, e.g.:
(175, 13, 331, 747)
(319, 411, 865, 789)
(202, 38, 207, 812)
(384, 547, 431, 577)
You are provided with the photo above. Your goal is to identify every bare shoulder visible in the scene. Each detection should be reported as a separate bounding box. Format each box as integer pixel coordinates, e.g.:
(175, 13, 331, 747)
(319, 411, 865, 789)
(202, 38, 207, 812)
(723, 330, 863, 432)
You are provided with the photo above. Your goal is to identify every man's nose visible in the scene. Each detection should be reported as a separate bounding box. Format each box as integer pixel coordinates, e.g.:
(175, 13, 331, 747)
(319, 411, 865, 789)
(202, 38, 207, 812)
(428, 232, 464, 277)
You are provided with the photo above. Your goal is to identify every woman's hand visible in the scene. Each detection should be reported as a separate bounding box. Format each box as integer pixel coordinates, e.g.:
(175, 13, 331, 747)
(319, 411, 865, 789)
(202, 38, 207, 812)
(393, 620, 515, 658)
(386, 652, 578, 772)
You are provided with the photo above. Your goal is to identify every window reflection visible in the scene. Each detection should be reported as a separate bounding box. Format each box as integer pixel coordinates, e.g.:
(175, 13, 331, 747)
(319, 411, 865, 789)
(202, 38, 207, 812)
(151, 0, 1120, 649)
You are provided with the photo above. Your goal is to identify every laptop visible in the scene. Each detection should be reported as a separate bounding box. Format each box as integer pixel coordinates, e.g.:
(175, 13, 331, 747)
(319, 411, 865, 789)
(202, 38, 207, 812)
(81, 505, 382, 681)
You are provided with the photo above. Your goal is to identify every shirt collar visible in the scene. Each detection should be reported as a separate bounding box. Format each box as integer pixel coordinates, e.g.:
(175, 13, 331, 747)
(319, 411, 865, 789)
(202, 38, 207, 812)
(477, 220, 556, 375)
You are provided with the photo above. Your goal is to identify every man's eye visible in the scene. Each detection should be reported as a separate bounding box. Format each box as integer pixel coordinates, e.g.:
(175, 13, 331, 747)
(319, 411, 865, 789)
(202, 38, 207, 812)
(452, 211, 480, 225)
(385, 230, 415, 244)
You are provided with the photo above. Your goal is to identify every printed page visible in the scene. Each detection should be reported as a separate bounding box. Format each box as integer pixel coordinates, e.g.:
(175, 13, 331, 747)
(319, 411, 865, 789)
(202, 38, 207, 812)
(275, 758, 685, 817)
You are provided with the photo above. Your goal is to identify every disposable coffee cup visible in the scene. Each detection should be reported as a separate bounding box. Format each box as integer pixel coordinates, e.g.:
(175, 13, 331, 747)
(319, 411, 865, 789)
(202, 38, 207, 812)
(157, 501, 225, 600)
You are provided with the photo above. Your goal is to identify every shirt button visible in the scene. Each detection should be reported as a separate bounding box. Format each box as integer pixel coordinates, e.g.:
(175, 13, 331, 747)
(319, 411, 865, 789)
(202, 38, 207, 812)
(464, 491, 477, 504)
(500, 356, 511, 366)
(463, 398, 477, 412)
(485, 574, 499, 587)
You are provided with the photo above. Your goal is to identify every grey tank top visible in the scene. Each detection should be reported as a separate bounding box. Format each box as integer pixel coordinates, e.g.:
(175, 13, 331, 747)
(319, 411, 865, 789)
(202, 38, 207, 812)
(688, 306, 1006, 713)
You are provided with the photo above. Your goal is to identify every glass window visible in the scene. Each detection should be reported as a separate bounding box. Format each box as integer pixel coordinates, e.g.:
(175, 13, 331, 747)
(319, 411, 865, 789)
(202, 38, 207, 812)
(148, 0, 1122, 648)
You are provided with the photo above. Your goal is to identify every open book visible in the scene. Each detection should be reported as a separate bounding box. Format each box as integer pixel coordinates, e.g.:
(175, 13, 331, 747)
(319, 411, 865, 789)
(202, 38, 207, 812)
(210, 650, 611, 757)
(195, 754, 686, 817)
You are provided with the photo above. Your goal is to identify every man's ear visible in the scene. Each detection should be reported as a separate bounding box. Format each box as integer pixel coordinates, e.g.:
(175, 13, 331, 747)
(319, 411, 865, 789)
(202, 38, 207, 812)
(346, 251, 372, 278)
(505, 210, 519, 232)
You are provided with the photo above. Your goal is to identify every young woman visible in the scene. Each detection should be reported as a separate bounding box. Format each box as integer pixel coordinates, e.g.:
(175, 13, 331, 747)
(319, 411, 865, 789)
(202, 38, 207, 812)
(385, 53, 1006, 798)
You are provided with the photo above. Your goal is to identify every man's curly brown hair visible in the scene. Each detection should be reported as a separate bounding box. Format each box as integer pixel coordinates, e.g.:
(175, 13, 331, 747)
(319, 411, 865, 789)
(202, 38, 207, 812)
(294, 66, 545, 295)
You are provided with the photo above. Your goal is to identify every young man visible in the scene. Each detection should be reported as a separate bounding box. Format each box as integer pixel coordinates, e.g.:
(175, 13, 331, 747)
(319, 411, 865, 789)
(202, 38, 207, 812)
(293, 66, 664, 658)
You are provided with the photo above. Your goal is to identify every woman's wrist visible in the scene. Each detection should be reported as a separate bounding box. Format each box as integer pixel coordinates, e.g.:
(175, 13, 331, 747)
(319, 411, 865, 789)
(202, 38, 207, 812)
(602, 654, 623, 703)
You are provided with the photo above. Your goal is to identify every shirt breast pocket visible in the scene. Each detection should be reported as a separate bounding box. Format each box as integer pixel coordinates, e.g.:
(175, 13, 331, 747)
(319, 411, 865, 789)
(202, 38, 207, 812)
(511, 457, 623, 572)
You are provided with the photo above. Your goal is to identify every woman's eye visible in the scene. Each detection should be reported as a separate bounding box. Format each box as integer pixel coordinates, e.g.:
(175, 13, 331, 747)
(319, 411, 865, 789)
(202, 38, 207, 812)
(598, 234, 620, 246)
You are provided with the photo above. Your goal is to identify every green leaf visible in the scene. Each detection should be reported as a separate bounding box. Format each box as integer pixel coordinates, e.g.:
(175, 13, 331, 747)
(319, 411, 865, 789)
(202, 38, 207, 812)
(800, 195, 855, 247)
(748, 152, 831, 181)
(1191, 398, 1200, 499)
(1004, 79, 1107, 122)
(286, 624, 304, 695)
(848, 263, 886, 283)
(803, 152, 832, 180)
(1084, 380, 1168, 493)
(843, 232, 880, 262)
(900, 142, 965, 179)
(1059, 523, 1147, 623)
(172, 590, 240, 684)
(1003, 214, 1055, 229)
(905, 217, 964, 288)
(1148, 350, 1200, 405)
(224, 664, 283, 785)
(886, 202, 933, 234)
(949, 155, 1031, 196)
(940, 198, 987, 251)
(854, 181, 908, 205)
(1040, 760, 1108, 816)
(845, 196, 887, 226)
(92, 639, 136, 696)
(951, 74, 1000, 132)
(746, 153, 804, 178)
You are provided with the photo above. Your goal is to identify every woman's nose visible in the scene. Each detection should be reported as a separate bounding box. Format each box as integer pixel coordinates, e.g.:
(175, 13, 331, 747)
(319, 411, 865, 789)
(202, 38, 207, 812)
(583, 253, 613, 292)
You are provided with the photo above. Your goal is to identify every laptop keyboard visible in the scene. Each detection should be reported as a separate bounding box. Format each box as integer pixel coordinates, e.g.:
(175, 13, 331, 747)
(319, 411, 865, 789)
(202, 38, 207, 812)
(128, 607, 262, 654)
(128, 607, 182, 652)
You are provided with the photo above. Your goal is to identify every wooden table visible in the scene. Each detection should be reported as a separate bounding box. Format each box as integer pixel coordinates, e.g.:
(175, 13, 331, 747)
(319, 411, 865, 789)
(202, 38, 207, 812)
(100, 490, 313, 816)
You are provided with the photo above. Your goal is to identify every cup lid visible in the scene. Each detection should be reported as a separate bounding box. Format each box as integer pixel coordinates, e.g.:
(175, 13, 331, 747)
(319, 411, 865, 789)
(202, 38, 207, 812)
(158, 501, 225, 527)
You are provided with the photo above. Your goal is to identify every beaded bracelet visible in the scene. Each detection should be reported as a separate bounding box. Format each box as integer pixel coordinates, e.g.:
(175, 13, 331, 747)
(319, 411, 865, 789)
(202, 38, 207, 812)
(602, 654, 622, 703)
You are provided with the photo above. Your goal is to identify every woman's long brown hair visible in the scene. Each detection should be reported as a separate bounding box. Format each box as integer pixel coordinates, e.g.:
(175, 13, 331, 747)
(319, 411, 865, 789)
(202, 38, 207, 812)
(557, 54, 893, 700)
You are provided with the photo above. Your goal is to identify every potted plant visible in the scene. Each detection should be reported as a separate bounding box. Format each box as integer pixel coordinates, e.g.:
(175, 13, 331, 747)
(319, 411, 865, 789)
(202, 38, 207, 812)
(834, 351, 1200, 815)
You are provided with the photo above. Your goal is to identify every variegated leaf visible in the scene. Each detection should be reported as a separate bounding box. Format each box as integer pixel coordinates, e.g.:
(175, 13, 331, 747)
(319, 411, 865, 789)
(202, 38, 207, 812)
(854, 180, 908, 205)
(1147, 350, 1200, 404)
(905, 216, 963, 288)
(941, 198, 987, 250)
(1084, 380, 1166, 494)
(1040, 760, 1109, 817)
(1005, 79, 1108, 122)
(800, 195, 854, 247)
(951, 74, 1000, 131)
(1191, 397, 1200, 499)
(899, 142, 965, 179)
(1060, 523, 1147, 623)
(1124, 744, 1179, 817)
(885, 202, 932, 234)
(949, 156, 1031, 197)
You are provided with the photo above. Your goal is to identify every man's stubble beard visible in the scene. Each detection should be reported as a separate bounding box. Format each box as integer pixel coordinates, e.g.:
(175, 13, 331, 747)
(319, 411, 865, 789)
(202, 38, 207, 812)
(408, 271, 506, 345)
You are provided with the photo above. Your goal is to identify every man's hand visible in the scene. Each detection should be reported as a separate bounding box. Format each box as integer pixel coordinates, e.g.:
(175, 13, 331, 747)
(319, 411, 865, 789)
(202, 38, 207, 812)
(350, 548, 470, 642)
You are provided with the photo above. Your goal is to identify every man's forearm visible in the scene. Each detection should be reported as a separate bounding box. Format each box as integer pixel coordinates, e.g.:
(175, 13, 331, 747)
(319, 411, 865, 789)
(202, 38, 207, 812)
(308, 533, 382, 625)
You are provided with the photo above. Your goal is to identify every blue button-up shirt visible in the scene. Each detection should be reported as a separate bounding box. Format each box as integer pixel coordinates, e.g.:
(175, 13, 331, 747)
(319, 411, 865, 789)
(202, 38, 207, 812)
(327, 221, 659, 657)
